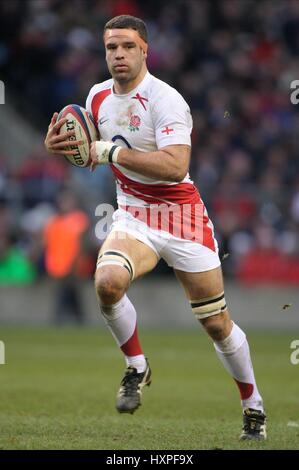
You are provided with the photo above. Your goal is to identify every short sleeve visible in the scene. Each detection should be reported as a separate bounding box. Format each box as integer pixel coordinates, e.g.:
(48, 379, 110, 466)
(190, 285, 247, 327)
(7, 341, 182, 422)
(85, 86, 95, 115)
(152, 87, 193, 149)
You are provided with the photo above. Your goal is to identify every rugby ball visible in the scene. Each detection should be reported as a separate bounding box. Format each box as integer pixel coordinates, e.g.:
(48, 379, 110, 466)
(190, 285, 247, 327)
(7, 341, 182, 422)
(57, 104, 99, 167)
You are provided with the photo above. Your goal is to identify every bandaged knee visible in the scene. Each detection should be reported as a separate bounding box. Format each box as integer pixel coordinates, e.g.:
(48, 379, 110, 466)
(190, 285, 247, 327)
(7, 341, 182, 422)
(190, 291, 227, 320)
(96, 249, 135, 281)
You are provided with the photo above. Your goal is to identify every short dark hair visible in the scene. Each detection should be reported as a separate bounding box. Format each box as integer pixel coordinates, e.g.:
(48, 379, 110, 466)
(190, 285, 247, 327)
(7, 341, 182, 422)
(103, 15, 148, 43)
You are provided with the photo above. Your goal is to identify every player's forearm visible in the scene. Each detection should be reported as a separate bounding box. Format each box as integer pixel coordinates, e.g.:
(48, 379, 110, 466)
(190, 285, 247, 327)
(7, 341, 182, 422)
(117, 148, 186, 182)
(91, 141, 190, 181)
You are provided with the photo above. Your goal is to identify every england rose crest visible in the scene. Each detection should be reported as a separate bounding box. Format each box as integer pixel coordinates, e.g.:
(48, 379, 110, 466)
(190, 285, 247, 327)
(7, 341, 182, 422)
(128, 114, 141, 132)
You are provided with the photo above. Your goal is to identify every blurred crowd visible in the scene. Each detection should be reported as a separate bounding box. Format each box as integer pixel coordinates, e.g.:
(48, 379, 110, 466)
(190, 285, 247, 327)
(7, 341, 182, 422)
(1, 0, 299, 288)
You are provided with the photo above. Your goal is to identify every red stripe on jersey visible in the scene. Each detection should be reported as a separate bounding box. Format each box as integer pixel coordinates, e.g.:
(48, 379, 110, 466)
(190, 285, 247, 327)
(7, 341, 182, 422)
(91, 88, 111, 124)
(111, 166, 216, 250)
(120, 326, 143, 356)
(111, 164, 199, 205)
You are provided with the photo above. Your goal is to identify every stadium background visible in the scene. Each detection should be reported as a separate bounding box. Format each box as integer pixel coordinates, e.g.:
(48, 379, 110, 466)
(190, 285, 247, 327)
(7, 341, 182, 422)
(0, 0, 298, 450)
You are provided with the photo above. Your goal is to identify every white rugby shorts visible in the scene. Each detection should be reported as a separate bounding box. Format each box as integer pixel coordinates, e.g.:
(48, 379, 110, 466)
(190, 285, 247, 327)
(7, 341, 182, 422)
(109, 208, 221, 273)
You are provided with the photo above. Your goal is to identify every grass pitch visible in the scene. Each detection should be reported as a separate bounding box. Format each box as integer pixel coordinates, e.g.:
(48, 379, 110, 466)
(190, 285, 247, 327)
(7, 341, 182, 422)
(0, 326, 298, 450)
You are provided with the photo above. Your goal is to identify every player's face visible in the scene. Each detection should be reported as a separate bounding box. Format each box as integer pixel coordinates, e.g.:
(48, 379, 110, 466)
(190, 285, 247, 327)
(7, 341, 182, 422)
(105, 36, 145, 84)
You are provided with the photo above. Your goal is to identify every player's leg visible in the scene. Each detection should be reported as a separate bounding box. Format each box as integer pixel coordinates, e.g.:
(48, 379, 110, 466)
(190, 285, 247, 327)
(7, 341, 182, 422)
(174, 266, 266, 440)
(95, 230, 159, 413)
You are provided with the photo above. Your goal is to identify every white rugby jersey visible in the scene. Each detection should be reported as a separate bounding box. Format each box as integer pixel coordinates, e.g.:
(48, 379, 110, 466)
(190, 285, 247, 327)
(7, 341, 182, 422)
(86, 71, 196, 207)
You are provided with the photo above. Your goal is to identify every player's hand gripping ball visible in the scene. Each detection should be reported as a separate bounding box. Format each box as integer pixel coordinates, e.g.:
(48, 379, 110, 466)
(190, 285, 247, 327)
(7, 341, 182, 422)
(57, 104, 99, 167)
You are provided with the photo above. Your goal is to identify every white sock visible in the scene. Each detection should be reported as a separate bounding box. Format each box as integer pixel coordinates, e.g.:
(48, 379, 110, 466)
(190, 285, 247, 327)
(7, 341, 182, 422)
(214, 322, 264, 411)
(100, 294, 146, 373)
(124, 354, 147, 372)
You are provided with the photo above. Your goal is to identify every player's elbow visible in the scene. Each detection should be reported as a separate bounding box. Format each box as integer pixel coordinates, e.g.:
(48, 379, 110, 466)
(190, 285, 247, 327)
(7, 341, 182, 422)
(172, 166, 188, 182)
(179, 168, 189, 181)
(170, 173, 185, 183)
(163, 149, 189, 181)
(172, 155, 189, 182)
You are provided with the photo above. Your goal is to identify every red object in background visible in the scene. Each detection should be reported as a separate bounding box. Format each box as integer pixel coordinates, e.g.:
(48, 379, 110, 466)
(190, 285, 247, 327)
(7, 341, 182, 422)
(237, 248, 299, 285)
(18, 153, 68, 181)
(108, 0, 140, 17)
(212, 193, 256, 224)
(250, 40, 278, 64)
(75, 253, 95, 279)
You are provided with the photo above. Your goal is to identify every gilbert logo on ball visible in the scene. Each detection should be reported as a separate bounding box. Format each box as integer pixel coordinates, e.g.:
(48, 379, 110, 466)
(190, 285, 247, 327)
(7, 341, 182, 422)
(57, 104, 99, 167)
(0, 341, 5, 364)
(0, 80, 5, 104)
